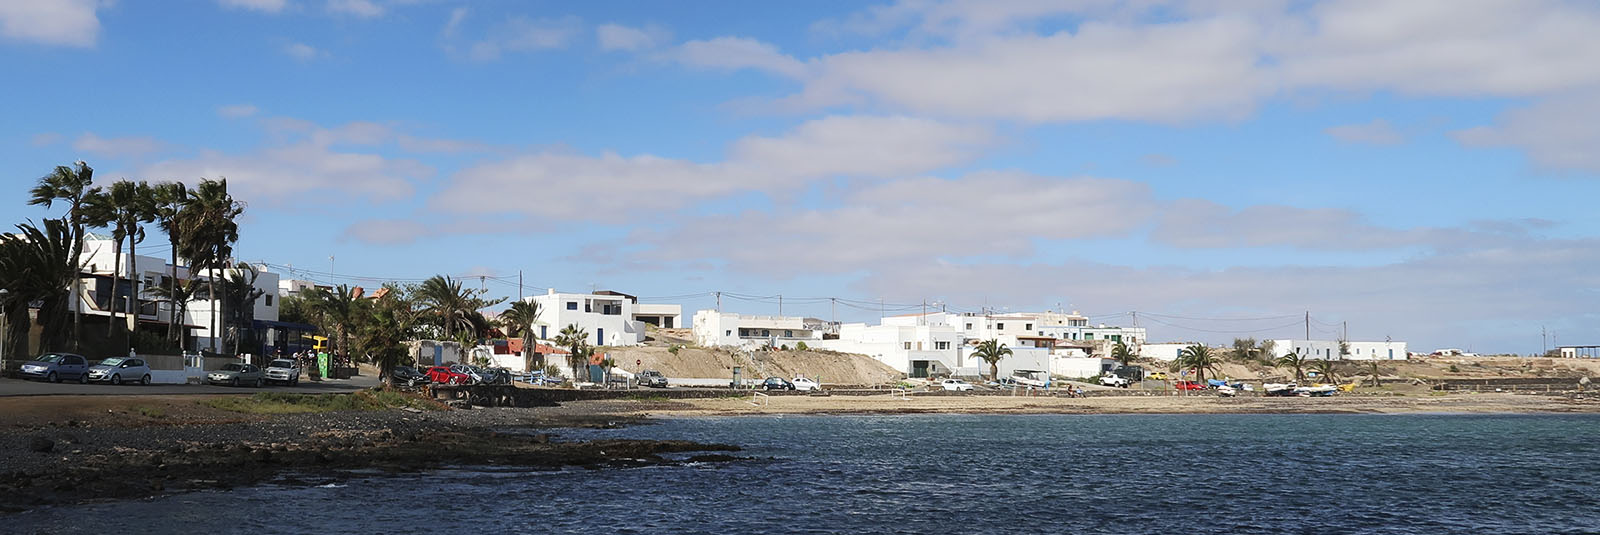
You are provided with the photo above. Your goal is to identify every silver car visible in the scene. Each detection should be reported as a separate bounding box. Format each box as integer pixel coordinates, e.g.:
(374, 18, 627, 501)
(18, 353, 92, 383)
(207, 363, 265, 387)
(87, 357, 153, 385)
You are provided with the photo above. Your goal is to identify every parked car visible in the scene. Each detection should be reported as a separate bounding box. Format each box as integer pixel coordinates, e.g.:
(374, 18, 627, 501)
(791, 377, 821, 391)
(1174, 380, 1207, 391)
(482, 367, 513, 385)
(207, 363, 265, 387)
(1099, 374, 1131, 388)
(939, 378, 974, 391)
(264, 358, 301, 386)
(389, 366, 429, 386)
(450, 364, 488, 384)
(636, 369, 669, 388)
(760, 377, 795, 391)
(19, 352, 92, 383)
(426, 366, 471, 385)
(1146, 371, 1169, 381)
(87, 357, 152, 385)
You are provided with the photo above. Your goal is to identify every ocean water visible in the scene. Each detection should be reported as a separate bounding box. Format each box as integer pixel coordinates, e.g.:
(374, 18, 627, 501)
(12, 414, 1600, 534)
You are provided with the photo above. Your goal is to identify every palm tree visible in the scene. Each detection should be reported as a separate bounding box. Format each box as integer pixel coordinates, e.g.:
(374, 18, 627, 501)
(1256, 339, 1277, 366)
(0, 219, 78, 360)
(415, 275, 475, 341)
(357, 284, 417, 383)
(1110, 340, 1135, 367)
(143, 278, 197, 351)
(304, 285, 359, 366)
(499, 300, 542, 372)
(1277, 349, 1309, 383)
(84, 180, 156, 342)
(971, 338, 1012, 380)
(216, 262, 266, 356)
(150, 181, 189, 342)
(1311, 359, 1339, 384)
(1173, 344, 1221, 384)
(175, 178, 243, 353)
(554, 323, 589, 380)
(28, 161, 97, 349)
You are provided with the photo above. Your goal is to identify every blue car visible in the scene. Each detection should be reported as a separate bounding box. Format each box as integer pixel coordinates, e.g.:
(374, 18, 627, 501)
(19, 353, 93, 383)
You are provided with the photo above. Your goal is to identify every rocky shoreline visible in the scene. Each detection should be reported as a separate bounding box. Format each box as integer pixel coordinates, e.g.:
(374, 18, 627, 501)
(0, 405, 741, 514)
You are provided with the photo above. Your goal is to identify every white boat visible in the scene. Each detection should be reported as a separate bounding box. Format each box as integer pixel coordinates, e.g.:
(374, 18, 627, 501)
(1217, 385, 1238, 397)
(1294, 384, 1338, 397)
(1264, 383, 1298, 397)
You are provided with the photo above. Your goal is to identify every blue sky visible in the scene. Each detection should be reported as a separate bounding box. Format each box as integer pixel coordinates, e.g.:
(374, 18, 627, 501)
(5, 0, 1600, 353)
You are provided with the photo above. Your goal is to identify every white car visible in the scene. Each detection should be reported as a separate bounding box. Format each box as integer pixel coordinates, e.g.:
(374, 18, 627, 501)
(791, 377, 821, 391)
(264, 358, 301, 386)
(1098, 374, 1131, 388)
(939, 378, 974, 391)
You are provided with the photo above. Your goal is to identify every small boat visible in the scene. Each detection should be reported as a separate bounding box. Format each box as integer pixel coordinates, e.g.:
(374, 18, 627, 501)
(1264, 383, 1298, 397)
(1294, 384, 1338, 397)
(1217, 385, 1238, 397)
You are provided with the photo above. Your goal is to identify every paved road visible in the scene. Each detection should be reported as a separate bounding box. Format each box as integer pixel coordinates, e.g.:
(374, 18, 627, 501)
(0, 375, 380, 396)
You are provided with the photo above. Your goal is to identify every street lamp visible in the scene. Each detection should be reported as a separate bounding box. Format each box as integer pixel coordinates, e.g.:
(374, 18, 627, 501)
(0, 288, 9, 374)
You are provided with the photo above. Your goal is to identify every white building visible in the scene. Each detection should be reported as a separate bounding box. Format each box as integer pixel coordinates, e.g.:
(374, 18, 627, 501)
(1269, 339, 1408, 361)
(278, 279, 327, 297)
(1052, 356, 1117, 379)
(527, 289, 647, 347)
(692, 310, 823, 349)
(1139, 342, 1201, 362)
(810, 322, 962, 378)
(1346, 340, 1409, 360)
(633, 303, 683, 329)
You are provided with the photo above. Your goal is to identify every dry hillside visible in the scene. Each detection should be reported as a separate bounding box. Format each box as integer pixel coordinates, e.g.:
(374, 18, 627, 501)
(597, 328, 903, 385)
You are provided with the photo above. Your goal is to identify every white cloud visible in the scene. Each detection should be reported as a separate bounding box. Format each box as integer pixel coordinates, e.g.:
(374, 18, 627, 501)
(432, 116, 997, 220)
(217, 104, 260, 118)
(1324, 118, 1403, 145)
(141, 143, 428, 203)
(30, 132, 63, 147)
(340, 219, 430, 244)
(675, 37, 809, 79)
(597, 23, 668, 51)
(684, 1, 1600, 126)
(0, 0, 101, 48)
(728, 116, 994, 179)
(284, 42, 324, 61)
(72, 133, 169, 158)
(1150, 199, 1453, 250)
(630, 171, 1157, 276)
(217, 0, 288, 14)
(326, 0, 381, 18)
(1454, 93, 1600, 173)
(441, 7, 467, 38)
(465, 16, 582, 61)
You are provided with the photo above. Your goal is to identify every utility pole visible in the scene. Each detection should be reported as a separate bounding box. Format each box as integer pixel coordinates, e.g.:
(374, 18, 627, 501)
(1542, 326, 1548, 355)
(778, 295, 783, 316)
(1132, 311, 1137, 328)
(1342, 321, 1348, 342)
(922, 299, 927, 325)
(1305, 311, 1310, 340)
(518, 270, 523, 301)
(830, 298, 836, 323)
(715, 291, 721, 312)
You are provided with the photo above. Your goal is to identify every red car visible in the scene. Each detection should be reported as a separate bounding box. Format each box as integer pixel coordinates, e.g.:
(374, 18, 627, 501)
(425, 366, 470, 385)
(1174, 381, 1207, 391)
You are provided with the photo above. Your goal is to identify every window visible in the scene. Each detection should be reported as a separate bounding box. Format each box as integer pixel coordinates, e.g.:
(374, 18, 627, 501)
(1085, 333, 1094, 340)
(762, 329, 770, 337)
(725, 330, 732, 336)
(904, 342, 912, 350)
(265, 295, 274, 307)
(936, 341, 950, 350)
(541, 325, 548, 339)
(784, 330, 793, 337)
(1111, 335, 1121, 342)
(997, 322, 1005, 330)
(566, 302, 578, 310)
(965, 323, 973, 330)
(1025, 323, 1033, 331)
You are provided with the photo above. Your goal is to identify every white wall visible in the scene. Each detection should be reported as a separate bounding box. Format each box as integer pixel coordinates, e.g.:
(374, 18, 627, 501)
(1270, 339, 1342, 360)
(1346, 341, 1409, 360)
(810, 323, 960, 375)
(1139, 343, 1196, 362)
(691, 310, 819, 349)
(633, 303, 683, 328)
(1052, 356, 1114, 378)
(529, 290, 645, 346)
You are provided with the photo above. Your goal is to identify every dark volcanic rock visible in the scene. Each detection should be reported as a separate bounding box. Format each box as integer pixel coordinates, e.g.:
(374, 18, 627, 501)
(28, 437, 53, 453)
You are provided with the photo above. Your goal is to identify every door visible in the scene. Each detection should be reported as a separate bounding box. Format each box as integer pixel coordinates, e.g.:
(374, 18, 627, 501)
(596, 328, 604, 346)
(911, 360, 929, 378)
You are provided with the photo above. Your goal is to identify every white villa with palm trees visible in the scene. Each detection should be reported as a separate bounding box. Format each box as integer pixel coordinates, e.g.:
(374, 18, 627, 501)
(526, 289, 651, 347)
